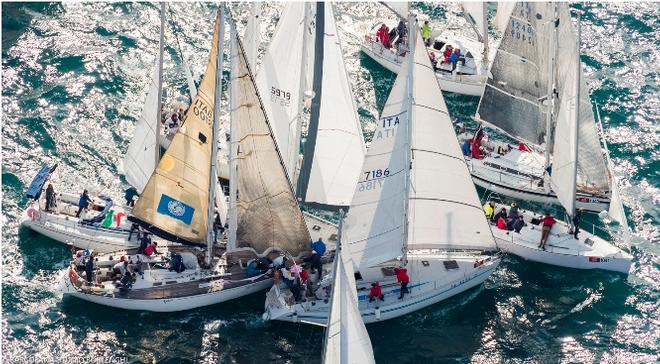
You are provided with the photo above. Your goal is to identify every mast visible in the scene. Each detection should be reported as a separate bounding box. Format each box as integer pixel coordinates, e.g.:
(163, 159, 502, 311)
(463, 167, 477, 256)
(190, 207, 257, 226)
(297, 1, 324, 201)
(402, 13, 415, 265)
(292, 2, 312, 185)
(482, 3, 489, 64)
(155, 2, 165, 162)
(228, 11, 239, 253)
(322, 209, 344, 363)
(569, 15, 581, 220)
(543, 3, 558, 192)
(205, 7, 225, 266)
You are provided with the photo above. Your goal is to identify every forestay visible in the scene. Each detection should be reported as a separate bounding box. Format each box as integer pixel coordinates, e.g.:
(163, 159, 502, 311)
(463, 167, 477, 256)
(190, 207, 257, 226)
(461, 2, 487, 42)
(323, 239, 375, 364)
(297, 2, 366, 208)
(255, 3, 312, 180)
(129, 14, 221, 245)
(343, 59, 408, 269)
(123, 56, 161, 193)
(476, 2, 554, 147)
(230, 28, 311, 257)
(407, 25, 496, 252)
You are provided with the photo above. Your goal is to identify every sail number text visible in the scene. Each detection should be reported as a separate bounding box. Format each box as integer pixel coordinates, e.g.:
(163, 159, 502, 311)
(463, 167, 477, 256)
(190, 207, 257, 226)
(192, 98, 212, 125)
(364, 168, 390, 181)
(271, 87, 291, 107)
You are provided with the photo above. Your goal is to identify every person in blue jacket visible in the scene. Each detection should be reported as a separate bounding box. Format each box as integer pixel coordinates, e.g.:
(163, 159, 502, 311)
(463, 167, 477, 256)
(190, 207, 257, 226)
(76, 189, 91, 218)
(311, 238, 326, 256)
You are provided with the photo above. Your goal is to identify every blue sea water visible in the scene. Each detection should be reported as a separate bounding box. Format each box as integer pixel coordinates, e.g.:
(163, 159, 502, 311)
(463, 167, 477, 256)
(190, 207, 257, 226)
(2, 2, 658, 363)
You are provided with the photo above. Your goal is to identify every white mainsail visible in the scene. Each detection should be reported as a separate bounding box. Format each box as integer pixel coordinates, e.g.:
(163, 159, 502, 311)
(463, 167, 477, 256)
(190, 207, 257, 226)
(493, 2, 515, 33)
(123, 56, 161, 193)
(130, 13, 221, 245)
(550, 47, 580, 215)
(381, 2, 409, 19)
(407, 21, 496, 252)
(297, 2, 366, 208)
(254, 3, 311, 180)
(229, 24, 311, 257)
(323, 230, 375, 364)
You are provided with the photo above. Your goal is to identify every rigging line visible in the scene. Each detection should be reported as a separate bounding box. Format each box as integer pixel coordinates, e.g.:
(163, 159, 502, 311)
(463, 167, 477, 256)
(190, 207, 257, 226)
(166, 4, 189, 65)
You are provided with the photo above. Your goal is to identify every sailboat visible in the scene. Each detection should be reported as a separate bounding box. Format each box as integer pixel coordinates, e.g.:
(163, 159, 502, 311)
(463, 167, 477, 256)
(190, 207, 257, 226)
(322, 212, 376, 364)
(264, 17, 502, 324)
(20, 3, 182, 253)
(60, 7, 331, 312)
(487, 5, 632, 274)
(462, 2, 622, 215)
(255, 2, 366, 211)
(360, 2, 491, 96)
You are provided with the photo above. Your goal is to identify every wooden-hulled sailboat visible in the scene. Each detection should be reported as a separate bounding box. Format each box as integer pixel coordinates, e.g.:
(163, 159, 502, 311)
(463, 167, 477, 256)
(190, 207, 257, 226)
(59, 8, 319, 312)
(488, 8, 632, 274)
(322, 213, 375, 364)
(359, 2, 491, 96)
(462, 2, 625, 216)
(264, 18, 502, 324)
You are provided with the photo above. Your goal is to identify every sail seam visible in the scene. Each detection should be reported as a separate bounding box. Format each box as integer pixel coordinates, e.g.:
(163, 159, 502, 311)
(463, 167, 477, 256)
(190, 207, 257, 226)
(412, 103, 449, 116)
(411, 148, 464, 162)
(408, 197, 482, 211)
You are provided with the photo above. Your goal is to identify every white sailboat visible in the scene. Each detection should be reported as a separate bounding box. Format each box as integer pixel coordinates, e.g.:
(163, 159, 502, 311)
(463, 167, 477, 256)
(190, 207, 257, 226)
(264, 18, 502, 325)
(256, 2, 366, 210)
(322, 213, 375, 364)
(360, 2, 491, 96)
(60, 8, 330, 312)
(462, 2, 620, 214)
(487, 6, 632, 274)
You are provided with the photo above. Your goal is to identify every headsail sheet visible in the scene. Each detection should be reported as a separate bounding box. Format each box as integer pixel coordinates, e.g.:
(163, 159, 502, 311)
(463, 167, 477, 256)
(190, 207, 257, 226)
(407, 26, 496, 251)
(476, 3, 554, 147)
(123, 56, 161, 193)
(255, 3, 310, 180)
(129, 14, 221, 245)
(323, 239, 375, 364)
(231, 29, 311, 257)
(344, 63, 408, 269)
(297, 2, 366, 208)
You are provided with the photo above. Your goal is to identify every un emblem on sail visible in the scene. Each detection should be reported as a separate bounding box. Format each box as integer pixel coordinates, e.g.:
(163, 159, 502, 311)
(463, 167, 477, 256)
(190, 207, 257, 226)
(156, 194, 195, 225)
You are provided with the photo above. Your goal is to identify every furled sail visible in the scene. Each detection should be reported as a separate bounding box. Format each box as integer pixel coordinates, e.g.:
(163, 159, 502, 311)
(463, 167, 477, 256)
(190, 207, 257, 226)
(461, 2, 487, 42)
(475, 2, 554, 147)
(297, 2, 366, 208)
(323, 235, 375, 364)
(407, 24, 496, 252)
(122, 56, 161, 193)
(129, 13, 221, 245)
(230, 26, 311, 257)
(255, 3, 312, 181)
(343, 59, 409, 269)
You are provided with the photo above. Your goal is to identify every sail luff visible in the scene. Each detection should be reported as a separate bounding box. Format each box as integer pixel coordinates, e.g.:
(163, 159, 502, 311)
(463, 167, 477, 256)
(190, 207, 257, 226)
(543, 3, 558, 189)
(205, 7, 225, 265)
(228, 17, 239, 253)
(569, 17, 582, 217)
(297, 1, 324, 202)
(244, 1, 261, 68)
(156, 3, 165, 162)
(402, 13, 415, 264)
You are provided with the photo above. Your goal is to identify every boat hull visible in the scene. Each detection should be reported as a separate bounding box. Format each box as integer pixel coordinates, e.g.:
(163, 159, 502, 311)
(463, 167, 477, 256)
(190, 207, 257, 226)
(264, 253, 502, 325)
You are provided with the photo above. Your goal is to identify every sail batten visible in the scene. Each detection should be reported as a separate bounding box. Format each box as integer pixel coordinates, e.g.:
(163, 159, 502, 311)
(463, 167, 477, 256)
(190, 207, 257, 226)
(129, 12, 221, 245)
(231, 24, 311, 257)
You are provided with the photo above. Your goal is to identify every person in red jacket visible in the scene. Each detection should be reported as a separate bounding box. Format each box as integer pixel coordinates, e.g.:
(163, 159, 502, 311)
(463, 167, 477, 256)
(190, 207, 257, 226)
(368, 282, 384, 302)
(376, 24, 391, 48)
(539, 213, 556, 250)
(393, 266, 410, 299)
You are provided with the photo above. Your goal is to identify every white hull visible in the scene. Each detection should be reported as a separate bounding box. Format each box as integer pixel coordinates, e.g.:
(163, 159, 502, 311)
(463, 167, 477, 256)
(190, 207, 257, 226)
(60, 271, 273, 312)
(359, 36, 487, 96)
(461, 136, 610, 212)
(264, 252, 502, 324)
(490, 209, 632, 274)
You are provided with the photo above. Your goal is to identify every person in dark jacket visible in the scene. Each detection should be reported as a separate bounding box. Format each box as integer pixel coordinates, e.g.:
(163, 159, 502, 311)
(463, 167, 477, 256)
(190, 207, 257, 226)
(303, 251, 323, 281)
(85, 255, 94, 285)
(394, 20, 407, 48)
(76, 189, 91, 218)
(124, 187, 138, 207)
(393, 266, 410, 299)
(572, 208, 583, 239)
(45, 183, 55, 212)
(513, 215, 526, 233)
